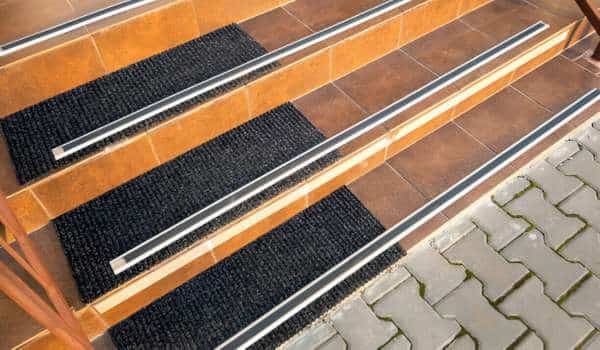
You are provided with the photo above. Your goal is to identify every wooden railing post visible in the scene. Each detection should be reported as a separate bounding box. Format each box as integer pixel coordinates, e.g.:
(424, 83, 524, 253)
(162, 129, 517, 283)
(574, 0, 600, 60)
(0, 191, 93, 349)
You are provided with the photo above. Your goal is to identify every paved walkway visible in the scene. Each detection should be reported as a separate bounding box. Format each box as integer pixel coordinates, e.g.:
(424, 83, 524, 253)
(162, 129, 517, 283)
(285, 115, 600, 349)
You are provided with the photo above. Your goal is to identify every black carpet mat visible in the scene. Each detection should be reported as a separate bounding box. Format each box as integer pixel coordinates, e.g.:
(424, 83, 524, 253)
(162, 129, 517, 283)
(108, 188, 405, 349)
(54, 103, 338, 303)
(1, 24, 274, 184)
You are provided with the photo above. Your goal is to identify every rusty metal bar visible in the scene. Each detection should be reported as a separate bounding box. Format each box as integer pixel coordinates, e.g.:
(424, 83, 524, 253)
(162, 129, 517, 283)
(574, 0, 600, 59)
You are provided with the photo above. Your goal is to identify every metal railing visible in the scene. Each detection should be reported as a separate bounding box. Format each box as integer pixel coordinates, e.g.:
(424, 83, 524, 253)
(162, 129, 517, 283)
(0, 192, 92, 349)
(218, 89, 600, 349)
(51, 0, 413, 160)
(0, 0, 159, 56)
(109, 21, 549, 275)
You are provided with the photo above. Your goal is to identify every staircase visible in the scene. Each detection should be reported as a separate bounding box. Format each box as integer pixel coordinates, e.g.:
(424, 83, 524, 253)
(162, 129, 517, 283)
(0, 0, 599, 348)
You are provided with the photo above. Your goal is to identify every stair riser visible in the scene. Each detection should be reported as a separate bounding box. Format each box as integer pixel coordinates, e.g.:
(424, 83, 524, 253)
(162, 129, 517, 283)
(17, 18, 588, 350)
(4, 0, 490, 239)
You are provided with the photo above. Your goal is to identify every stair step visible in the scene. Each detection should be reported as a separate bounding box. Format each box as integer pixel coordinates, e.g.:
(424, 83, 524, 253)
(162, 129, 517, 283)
(109, 188, 403, 349)
(2, 24, 273, 184)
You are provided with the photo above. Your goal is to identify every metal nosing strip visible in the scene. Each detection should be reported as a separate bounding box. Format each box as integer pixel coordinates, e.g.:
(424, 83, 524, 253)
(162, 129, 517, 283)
(218, 89, 600, 349)
(108, 21, 549, 275)
(0, 0, 160, 55)
(51, 0, 413, 160)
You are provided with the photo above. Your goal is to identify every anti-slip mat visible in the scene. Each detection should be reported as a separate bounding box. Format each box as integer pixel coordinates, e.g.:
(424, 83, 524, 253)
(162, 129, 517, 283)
(108, 188, 405, 349)
(54, 103, 338, 303)
(1, 24, 275, 184)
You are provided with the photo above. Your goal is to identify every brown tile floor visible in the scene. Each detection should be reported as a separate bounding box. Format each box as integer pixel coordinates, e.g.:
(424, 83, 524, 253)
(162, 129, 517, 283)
(283, 0, 384, 32)
(240, 7, 312, 52)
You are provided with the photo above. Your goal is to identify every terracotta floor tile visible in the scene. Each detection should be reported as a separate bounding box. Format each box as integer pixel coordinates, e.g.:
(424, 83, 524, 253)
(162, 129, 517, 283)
(387, 122, 495, 199)
(0, 0, 76, 44)
(240, 7, 312, 52)
(403, 20, 495, 88)
(293, 83, 385, 154)
(524, 0, 592, 21)
(69, 0, 123, 16)
(335, 49, 456, 128)
(0, 225, 81, 349)
(456, 87, 552, 153)
(563, 34, 599, 61)
(348, 163, 426, 228)
(575, 54, 600, 76)
(461, 0, 565, 42)
(283, 0, 383, 32)
(512, 56, 599, 112)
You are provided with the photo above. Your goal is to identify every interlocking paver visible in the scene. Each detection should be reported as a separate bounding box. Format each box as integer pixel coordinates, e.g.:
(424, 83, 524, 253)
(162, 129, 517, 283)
(582, 332, 600, 349)
(331, 297, 396, 350)
(373, 278, 460, 350)
(560, 150, 600, 191)
(444, 229, 528, 302)
(446, 335, 476, 350)
(561, 186, 600, 232)
(430, 221, 476, 253)
(493, 177, 530, 206)
(468, 199, 529, 250)
(362, 267, 411, 305)
(286, 323, 337, 350)
(546, 140, 580, 167)
(319, 335, 346, 350)
(514, 333, 543, 350)
(498, 276, 594, 350)
(505, 188, 585, 249)
(560, 226, 600, 276)
(525, 161, 582, 204)
(402, 246, 465, 305)
(562, 275, 600, 328)
(502, 229, 587, 301)
(382, 335, 411, 350)
(575, 126, 600, 155)
(436, 278, 526, 350)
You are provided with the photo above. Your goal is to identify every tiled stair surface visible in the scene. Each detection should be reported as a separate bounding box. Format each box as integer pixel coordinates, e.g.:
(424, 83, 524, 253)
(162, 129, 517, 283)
(286, 115, 600, 350)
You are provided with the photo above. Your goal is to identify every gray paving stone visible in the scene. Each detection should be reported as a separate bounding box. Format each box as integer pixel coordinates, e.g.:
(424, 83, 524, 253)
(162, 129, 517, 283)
(468, 199, 529, 250)
(436, 279, 526, 350)
(430, 220, 476, 253)
(562, 275, 600, 328)
(446, 335, 476, 350)
(493, 177, 531, 206)
(382, 335, 411, 350)
(514, 333, 543, 350)
(546, 140, 580, 167)
(444, 229, 529, 302)
(362, 267, 411, 305)
(318, 335, 347, 350)
(560, 150, 600, 191)
(373, 278, 460, 350)
(525, 161, 583, 204)
(560, 226, 600, 276)
(498, 276, 594, 350)
(575, 126, 600, 155)
(561, 186, 600, 232)
(582, 332, 600, 350)
(502, 229, 587, 301)
(506, 188, 585, 249)
(286, 323, 337, 350)
(331, 297, 396, 350)
(403, 246, 466, 305)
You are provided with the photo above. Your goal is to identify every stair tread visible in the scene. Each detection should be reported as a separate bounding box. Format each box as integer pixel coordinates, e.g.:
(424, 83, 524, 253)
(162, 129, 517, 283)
(108, 188, 403, 349)
(1, 24, 273, 184)
(54, 103, 336, 303)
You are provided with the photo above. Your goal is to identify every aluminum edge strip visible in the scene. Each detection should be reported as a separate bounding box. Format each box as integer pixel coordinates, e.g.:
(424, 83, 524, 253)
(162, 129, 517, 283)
(109, 21, 549, 274)
(218, 88, 600, 350)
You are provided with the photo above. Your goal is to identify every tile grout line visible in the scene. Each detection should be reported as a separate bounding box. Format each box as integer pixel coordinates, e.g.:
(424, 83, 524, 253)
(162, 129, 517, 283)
(280, 6, 316, 34)
(330, 81, 370, 114)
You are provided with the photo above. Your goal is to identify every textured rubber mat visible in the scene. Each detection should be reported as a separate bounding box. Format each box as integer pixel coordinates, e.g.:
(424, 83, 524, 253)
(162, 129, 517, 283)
(54, 104, 338, 303)
(1, 24, 274, 184)
(109, 188, 404, 349)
